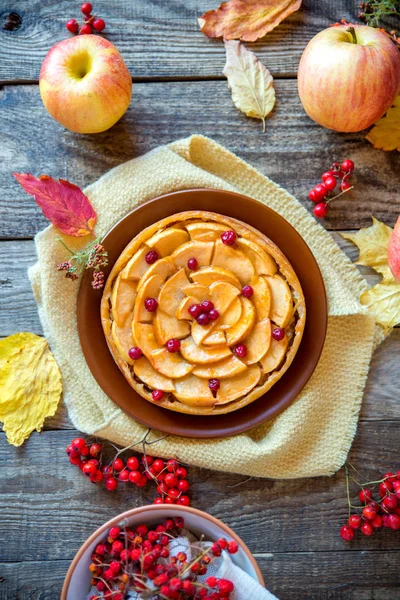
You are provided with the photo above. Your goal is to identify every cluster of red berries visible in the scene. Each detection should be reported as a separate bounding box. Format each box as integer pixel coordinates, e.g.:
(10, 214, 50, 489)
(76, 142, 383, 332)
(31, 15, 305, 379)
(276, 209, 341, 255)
(340, 470, 400, 541)
(88, 517, 238, 599)
(66, 437, 191, 505)
(308, 159, 355, 219)
(66, 3, 106, 35)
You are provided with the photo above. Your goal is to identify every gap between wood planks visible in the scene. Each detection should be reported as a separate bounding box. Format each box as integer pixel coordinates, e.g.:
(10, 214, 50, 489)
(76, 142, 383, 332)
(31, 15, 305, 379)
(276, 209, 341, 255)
(0, 72, 297, 87)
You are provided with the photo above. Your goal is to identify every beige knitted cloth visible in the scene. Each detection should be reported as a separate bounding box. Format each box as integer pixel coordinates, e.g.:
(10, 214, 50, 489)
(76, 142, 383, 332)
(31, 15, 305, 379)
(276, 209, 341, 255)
(29, 135, 381, 479)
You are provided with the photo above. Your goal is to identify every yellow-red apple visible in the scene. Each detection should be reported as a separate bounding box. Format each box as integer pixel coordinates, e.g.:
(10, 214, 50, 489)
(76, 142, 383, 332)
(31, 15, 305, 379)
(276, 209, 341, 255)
(40, 35, 132, 133)
(388, 217, 400, 282)
(298, 25, 400, 132)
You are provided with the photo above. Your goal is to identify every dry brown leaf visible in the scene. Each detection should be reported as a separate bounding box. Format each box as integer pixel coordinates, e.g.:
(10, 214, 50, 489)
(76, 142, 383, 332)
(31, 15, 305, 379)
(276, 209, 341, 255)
(342, 217, 400, 330)
(366, 94, 400, 151)
(199, 0, 302, 42)
(0, 333, 62, 446)
(223, 40, 276, 131)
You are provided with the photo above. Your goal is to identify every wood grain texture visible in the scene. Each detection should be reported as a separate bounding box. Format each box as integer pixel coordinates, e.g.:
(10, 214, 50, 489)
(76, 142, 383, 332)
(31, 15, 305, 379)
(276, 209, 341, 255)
(1, 82, 399, 238)
(1, 553, 400, 600)
(1, 423, 400, 565)
(0, 0, 364, 82)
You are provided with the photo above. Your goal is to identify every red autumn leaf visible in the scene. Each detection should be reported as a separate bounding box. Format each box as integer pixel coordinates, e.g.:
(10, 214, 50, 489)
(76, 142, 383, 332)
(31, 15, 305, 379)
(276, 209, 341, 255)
(13, 173, 96, 237)
(198, 0, 302, 42)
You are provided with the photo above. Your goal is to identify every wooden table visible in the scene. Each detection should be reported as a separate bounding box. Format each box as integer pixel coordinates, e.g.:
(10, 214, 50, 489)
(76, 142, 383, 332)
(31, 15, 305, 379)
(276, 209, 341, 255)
(1, 1, 399, 598)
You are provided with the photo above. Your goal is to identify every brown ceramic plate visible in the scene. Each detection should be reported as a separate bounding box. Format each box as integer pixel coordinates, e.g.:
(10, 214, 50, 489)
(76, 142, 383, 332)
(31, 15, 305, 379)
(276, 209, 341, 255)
(77, 189, 327, 438)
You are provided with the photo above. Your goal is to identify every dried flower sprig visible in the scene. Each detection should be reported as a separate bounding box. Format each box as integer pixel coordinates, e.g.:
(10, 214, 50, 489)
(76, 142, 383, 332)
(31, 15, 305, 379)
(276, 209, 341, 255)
(57, 237, 108, 289)
(358, 1, 400, 27)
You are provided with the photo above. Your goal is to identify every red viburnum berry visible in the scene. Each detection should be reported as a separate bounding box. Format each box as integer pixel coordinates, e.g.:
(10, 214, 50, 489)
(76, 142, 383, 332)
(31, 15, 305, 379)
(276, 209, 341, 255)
(81, 2, 92, 15)
(187, 257, 198, 270)
(313, 202, 328, 218)
(348, 514, 362, 529)
(66, 19, 79, 33)
(359, 488, 373, 503)
(145, 250, 159, 264)
(93, 18, 106, 31)
(221, 230, 237, 246)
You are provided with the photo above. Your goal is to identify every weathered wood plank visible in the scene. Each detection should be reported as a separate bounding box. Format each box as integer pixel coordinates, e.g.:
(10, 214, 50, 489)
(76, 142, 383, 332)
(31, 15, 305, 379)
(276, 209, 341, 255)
(1, 82, 399, 238)
(0, 0, 364, 81)
(1, 423, 399, 564)
(2, 552, 400, 600)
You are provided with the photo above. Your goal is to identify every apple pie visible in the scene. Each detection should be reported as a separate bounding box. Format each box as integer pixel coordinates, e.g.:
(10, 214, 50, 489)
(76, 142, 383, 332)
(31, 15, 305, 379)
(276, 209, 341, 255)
(101, 211, 306, 415)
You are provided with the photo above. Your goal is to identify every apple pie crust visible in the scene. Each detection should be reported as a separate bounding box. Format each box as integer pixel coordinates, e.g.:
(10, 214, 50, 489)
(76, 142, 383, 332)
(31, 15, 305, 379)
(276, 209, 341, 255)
(101, 211, 306, 415)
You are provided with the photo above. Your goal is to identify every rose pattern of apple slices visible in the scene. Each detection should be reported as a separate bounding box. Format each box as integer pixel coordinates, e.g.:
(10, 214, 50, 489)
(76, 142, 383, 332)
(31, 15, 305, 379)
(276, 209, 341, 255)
(103, 211, 305, 415)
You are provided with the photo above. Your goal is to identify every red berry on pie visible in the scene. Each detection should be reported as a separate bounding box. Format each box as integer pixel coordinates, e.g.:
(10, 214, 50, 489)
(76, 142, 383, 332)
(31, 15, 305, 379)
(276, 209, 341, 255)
(197, 312, 210, 326)
(272, 327, 285, 341)
(208, 378, 220, 392)
(187, 257, 198, 270)
(144, 297, 158, 312)
(188, 303, 202, 318)
(313, 202, 328, 218)
(93, 18, 106, 31)
(341, 159, 354, 173)
(200, 300, 214, 313)
(208, 309, 219, 320)
(145, 250, 159, 264)
(234, 344, 248, 358)
(166, 338, 181, 353)
(241, 285, 254, 298)
(221, 230, 237, 246)
(128, 347, 142, 360)
(152, 389, 164, 401)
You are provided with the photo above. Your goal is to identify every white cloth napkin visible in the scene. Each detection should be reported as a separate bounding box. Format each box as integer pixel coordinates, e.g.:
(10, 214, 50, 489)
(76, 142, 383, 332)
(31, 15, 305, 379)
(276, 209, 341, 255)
(87, 532, 277, 599)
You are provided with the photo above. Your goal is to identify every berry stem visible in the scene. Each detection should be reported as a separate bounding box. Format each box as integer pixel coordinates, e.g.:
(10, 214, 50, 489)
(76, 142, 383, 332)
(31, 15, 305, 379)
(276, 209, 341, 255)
(325, 186, 354, 204)
(345, 465, 352, 517)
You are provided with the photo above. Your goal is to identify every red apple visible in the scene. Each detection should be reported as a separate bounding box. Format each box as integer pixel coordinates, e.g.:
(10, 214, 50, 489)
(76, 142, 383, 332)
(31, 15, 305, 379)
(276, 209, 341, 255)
(40, 35, 132, 133)
(388, 217, 400, 282)
(298, 25, 400, 132)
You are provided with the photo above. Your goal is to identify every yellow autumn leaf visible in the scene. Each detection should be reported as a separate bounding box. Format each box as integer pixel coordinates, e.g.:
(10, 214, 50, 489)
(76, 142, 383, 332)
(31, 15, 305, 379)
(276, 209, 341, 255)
(342, 217, 400, 330)
(360, 282, 400, 330)
(0, 333, 62, 446)
(366, 94, 400, 151)
(223, 40, 276, 132)
(342, 217, 393, 281)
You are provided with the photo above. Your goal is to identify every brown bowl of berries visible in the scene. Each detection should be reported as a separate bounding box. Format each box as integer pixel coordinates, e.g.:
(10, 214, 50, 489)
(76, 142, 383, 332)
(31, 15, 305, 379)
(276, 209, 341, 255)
(61, 505, 265, 600)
